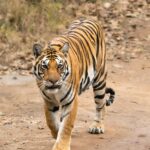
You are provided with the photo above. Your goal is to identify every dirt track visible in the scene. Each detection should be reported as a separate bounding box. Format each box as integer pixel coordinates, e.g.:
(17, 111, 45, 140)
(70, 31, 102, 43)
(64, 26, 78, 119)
(0, 55, 150, 150)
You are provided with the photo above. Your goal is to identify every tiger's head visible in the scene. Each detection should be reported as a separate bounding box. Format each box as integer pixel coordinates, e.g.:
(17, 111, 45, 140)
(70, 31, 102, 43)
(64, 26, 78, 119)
(32, 42, 70, 93)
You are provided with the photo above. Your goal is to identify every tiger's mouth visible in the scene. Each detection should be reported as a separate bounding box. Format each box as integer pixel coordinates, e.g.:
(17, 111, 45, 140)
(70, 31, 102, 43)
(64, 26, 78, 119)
(45, 85, 61, 90)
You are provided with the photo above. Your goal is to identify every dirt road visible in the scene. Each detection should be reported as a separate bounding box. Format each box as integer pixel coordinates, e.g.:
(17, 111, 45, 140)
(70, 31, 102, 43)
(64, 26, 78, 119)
(0, 56, 150, 150)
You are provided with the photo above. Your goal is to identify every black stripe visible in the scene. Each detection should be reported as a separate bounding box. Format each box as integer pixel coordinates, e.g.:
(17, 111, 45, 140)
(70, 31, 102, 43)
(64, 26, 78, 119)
(94, 82, 106, 91)
(38, 64, 41, 74)
(62, 98, 74, 108)
(69, 37, 81, 55)
(70, 33, 90, 62)
(71, 37, 84, 75)
(79, 79, 83, 95)
(42, 91, 51, 100)
(60, 84, 72, 102)
(94, 94, 105, 99)
(35, 55, 44, 66)
(86, 21, 99, 32)
(60, 112, 70, 122)
(96, 33, 100, 57)
(93, 79, 105, 89)
(71, 31, 92, 53)
(84, 23, 98, 36)
(84, 70, 88, 82)
(49, 106, 59, 112)
(75, 28, 94, 44)
(50, 44, 62, 48)
(62, 76, 76, 108)
(69, 35, 89, 73)
(63, 68, 69, 81)
(72, 29, 96, 71)
(47, 54, 57, 58)
(81, 25, 96, 42)
(83, 77, 90, 91)
(93, 70, 101, 83)
(70, 32, 92, 67)
(93, 72, 107, 85)
(67, 38, 80, 62)
(73, 31, 96, 71)
(82, 24, 97, 35)
(105, 88, 115, 106)
(106, 88, 115, 95)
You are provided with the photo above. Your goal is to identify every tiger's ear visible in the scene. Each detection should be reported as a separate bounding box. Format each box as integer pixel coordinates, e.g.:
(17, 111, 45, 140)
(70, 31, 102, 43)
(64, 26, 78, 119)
(33, 43, 43, 58)
(61, 42, 69, 55)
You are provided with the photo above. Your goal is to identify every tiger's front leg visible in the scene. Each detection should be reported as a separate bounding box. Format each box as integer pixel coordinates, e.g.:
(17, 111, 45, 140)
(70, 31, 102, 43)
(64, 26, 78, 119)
(52, 96, 78, 150)
(44, 100, 59, 139)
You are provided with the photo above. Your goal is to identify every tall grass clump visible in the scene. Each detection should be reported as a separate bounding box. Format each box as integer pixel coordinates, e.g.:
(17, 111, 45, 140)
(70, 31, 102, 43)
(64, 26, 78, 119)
(0, 0, 68, 57)
(0, 0, 65, 34)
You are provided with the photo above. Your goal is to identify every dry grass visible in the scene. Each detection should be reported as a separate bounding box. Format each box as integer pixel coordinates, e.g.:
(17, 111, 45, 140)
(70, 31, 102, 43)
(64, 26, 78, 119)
(0, 0, 67, 33)
(0, 0, 106, 57)
(0, 0, 69, 57)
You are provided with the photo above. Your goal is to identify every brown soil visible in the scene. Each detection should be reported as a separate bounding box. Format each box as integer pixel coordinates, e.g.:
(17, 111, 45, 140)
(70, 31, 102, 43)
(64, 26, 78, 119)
(0, 55, 150, 150)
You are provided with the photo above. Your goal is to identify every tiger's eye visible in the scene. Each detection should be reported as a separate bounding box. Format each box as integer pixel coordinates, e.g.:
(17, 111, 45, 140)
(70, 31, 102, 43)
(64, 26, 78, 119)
(42, 64, 48, 69)
(58, 63, 64, 69)
(42, 59, 49, 69)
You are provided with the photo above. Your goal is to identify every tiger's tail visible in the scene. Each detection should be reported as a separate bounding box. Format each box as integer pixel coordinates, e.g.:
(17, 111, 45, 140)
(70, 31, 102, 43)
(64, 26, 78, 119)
(105, 87, 115, 106)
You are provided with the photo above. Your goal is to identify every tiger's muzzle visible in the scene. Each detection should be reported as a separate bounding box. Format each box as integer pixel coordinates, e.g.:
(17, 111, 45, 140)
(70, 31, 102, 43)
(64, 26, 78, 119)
(45, 84, 61, 90)
(44, 79, 62, 91)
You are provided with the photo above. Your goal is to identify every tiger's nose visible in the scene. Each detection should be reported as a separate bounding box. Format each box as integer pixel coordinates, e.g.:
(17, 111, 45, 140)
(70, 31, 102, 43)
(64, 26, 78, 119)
(49, 79, 58, 85)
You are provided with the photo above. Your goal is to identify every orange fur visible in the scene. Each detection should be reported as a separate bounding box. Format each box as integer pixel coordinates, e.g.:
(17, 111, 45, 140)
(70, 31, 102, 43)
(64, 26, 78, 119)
(33, 19, 115, 150)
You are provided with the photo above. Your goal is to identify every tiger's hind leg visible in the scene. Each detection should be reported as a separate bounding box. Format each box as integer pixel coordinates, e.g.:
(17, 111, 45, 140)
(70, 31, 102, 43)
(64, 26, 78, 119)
(89, 73, 107, 134)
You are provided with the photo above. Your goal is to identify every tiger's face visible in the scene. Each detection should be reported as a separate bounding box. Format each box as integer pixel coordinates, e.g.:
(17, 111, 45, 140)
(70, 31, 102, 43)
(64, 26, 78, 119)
(33, 43, 70, 93)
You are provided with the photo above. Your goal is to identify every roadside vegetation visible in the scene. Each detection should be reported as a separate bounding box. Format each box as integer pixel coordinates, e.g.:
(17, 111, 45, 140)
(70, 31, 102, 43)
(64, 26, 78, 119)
(0, 0, 149, 74)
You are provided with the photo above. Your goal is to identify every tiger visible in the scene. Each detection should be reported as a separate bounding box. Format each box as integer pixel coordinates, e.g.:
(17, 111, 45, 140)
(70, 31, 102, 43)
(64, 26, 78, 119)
(32, 18, 115, 150)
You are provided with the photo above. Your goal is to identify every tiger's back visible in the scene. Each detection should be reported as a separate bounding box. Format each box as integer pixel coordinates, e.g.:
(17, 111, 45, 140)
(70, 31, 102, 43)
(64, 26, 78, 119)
(50, 19, 106, 94)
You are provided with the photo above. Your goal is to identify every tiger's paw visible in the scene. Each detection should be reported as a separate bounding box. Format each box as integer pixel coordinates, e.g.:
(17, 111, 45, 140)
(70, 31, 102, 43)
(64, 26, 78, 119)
(52, 143, 70, 150)
(88, 121, 105, 134)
